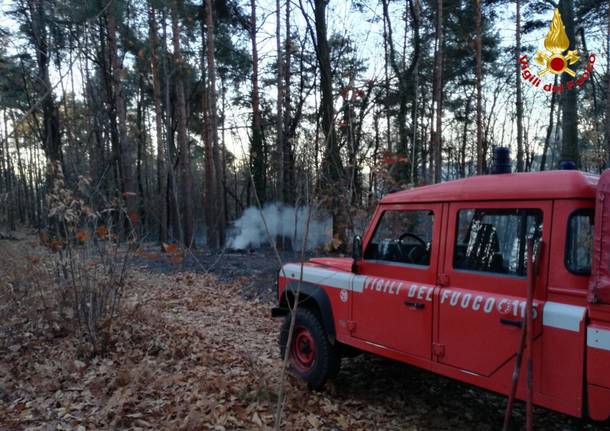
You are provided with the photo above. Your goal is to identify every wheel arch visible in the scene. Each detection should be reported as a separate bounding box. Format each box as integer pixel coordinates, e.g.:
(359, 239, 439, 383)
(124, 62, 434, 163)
(280, 281, 336, 343)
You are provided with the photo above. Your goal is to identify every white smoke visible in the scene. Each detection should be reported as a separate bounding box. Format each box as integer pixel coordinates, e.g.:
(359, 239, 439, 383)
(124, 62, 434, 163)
(227, 203, 332, 251)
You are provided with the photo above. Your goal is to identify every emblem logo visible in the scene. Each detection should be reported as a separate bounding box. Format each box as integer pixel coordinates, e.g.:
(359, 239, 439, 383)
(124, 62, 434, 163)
(519, 8, 596, 93)
(534, 9, 579, 77)
(497, 300, 513, 316)
(340, 289, 349, 303)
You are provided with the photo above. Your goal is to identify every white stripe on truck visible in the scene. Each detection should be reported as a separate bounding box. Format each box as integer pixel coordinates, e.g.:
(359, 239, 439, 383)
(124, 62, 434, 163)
(282, 264, 587, 334)
(587, 327, 610, 351)
(282, 263, 366, 292)
(542, 302, 585, 332)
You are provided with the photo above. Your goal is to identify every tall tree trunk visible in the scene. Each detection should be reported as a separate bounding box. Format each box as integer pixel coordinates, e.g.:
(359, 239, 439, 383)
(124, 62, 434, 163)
(461, 95, 472, 178)
(382, 9, 392, 154)
(313, 0, 347, 249)
(135, 85, 147, 231)
(475, 0, 484, 174)
(0, 113, 5, 223)
(606, 2, 610, 168)
(281, 0, 295, 204)
(97, 17, 121, 197)
(381, 0, 408, 161)
(409, 0, 421, 184)
(172, 1, 194, 247)
(275, 0, 285, 201)
(107, 1, 139, 235)
(220, 78, 229, 223)
(343, 89, 357, 204)
(250, 0, 266, 203)
(558, 0, 578, 166)
(579, 28, 603, 172)
(204, 0, 224, 250)
(27, 137, 37, 223)
(26, 0, 62, 167)
(371, 110, 380, 201)
(148, 3, 168, 242)
(540, 75, 559, 171)
(200, 5, 215, 248)
(83, 55, 106, 193)
(382, 0, 420, 183)
(515, 0, 524, 172)
(431, 0, 444, 183)
(3, 112, 16, 230)
(162, 10, 182, 242)
(13, 124, 28, 223)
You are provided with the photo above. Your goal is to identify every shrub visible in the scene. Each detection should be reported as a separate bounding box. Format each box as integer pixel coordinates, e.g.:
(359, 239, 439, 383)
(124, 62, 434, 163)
(42, 163, 137, 355)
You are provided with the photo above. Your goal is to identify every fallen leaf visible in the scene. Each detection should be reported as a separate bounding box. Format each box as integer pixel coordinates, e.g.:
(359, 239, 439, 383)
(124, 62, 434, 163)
(251, 412, 263, 426)
(307, 413, 321, 428)
(168, 255, 183, 265)
(162, 243, 178, 254)
(96, 225, 109, 238)
(75, 229, 90, 242)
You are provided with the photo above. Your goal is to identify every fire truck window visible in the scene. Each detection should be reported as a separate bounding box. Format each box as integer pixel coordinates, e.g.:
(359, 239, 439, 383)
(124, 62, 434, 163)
(364, 210, 434, 266)
(454, 209, 543, 277)
(565, 209, 594, 275)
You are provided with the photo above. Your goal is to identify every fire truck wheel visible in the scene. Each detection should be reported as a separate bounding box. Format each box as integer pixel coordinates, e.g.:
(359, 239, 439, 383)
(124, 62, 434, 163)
(279, 308, 340, 389)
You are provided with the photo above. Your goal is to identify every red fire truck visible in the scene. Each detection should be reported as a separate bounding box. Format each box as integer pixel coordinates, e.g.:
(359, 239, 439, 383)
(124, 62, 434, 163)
(273, 168, 610, 420)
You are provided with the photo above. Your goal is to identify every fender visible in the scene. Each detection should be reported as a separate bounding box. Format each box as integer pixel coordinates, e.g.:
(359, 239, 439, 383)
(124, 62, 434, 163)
(276, 281, 336, 343)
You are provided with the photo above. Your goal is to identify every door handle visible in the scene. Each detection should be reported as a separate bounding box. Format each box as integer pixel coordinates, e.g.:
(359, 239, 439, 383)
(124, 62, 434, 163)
(404, 301, 425, 310)
(500, 318, 523, 328)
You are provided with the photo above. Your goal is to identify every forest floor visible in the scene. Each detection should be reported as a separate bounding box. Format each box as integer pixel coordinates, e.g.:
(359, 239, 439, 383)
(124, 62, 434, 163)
(1, 238, 610, 430)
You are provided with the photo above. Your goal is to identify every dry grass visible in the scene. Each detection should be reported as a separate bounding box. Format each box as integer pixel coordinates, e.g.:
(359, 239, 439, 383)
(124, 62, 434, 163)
(0, 237, 70, 352)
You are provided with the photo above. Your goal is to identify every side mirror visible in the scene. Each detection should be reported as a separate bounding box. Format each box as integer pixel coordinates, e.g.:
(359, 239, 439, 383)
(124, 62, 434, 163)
(352, 235, 362, 260)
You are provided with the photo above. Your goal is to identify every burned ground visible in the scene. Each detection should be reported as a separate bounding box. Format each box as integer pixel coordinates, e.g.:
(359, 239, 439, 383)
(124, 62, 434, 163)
(1, 243, 610, 430)
(130, 245, 312, 303)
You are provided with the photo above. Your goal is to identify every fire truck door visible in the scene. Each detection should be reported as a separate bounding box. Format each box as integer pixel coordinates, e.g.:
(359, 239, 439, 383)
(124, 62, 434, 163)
(352, 204, 442, 359)
(436, 202, 550, 377)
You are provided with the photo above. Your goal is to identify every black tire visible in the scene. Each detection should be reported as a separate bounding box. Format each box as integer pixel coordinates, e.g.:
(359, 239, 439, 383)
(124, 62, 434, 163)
(279, 307, 340, 389)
